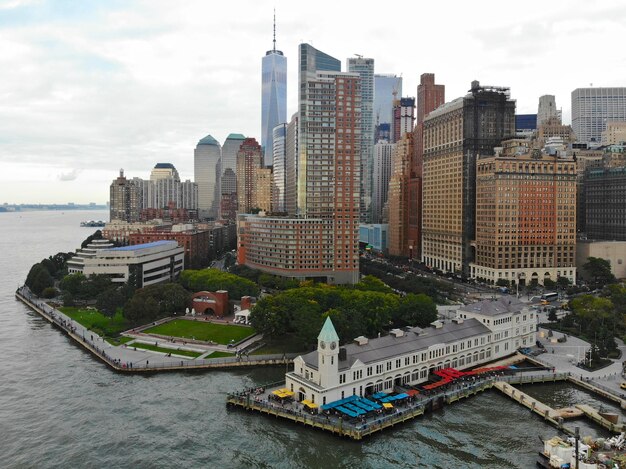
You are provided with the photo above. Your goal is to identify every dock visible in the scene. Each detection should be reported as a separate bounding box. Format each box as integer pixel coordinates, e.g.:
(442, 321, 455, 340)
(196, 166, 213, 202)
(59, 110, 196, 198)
(227, 378, 499, 441)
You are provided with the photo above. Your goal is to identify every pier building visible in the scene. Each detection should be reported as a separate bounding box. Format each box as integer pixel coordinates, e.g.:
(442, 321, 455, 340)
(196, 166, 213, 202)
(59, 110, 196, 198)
(285, 296, 536, 405)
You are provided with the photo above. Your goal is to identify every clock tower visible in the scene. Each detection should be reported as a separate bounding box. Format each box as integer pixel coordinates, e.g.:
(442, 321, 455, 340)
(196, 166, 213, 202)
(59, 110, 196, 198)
(317, 317, 340, 388)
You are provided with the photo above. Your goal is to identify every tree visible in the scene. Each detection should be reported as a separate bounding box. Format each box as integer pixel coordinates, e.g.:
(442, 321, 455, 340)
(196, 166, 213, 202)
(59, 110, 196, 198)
(583, 257, 616, 288)
(25, 263, 54, 295)
(59, 273, 87, 296)
(355, 275, 394, 294)
(122, 282, 190, 324)
(543, 278, 556, 289)
(81, 230, 103, 248)
(96, 287, 126, 317)
(393, 293, 437, 328)
(548, 309, 558, 322)
(179, 269, 259, 299)
(41, 287, 57, 299)
(557, 276, 571, 289)
(496, 278, 510, 288)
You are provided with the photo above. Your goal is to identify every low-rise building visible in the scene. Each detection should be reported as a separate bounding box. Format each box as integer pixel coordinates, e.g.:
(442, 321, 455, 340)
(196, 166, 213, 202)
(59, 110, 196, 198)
(285, 296, 536, 405)
(67, 238, 116, 274)
(83, 240, 184, 287)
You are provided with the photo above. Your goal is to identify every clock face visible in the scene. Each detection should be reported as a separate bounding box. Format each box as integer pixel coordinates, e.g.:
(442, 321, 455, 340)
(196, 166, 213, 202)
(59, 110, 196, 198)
(330, 341, 337, 350)
(320, 341, 326, 349)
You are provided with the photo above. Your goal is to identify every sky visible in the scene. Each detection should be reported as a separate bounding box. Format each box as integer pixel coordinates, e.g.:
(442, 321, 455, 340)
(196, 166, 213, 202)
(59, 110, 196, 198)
(1, 0, 626, 204)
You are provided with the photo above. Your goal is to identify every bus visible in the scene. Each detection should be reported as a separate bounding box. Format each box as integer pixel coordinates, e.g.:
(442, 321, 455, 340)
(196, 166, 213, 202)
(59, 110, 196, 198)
(541, 292, 558, 305)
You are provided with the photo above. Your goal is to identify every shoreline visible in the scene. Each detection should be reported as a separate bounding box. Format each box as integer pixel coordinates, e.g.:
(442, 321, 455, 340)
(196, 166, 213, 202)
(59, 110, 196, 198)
(15, 287, 295, 373)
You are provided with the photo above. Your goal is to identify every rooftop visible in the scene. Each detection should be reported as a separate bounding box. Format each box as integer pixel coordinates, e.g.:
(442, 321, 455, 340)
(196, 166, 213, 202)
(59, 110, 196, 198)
(108, 240, 178, 251)
(226, 133, 246, 140)
(198, 134, 219, 146)
(302, 318, 491, 371)
(458, 295, 525, 317)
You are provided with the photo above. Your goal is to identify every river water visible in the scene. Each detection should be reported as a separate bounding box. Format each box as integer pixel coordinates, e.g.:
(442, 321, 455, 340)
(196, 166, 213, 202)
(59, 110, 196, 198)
(0, 210, 613, 468)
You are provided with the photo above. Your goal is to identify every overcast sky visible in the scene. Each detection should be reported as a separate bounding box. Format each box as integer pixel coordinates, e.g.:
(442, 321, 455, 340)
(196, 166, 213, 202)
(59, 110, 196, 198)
(1, 0, 626, 204)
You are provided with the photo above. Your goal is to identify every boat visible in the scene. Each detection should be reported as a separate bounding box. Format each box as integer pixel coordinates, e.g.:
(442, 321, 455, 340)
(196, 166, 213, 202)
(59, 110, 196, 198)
(537, 434, 626, 468)
(80, 220, 106, 227)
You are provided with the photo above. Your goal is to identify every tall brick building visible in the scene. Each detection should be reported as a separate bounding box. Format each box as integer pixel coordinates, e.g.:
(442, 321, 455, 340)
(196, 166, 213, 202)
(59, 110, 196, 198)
(472, 140, 577, 286)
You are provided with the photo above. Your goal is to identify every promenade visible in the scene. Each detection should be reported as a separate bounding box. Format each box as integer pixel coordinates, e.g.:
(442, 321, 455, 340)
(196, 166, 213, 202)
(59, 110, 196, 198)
(16, 286, 296, 372)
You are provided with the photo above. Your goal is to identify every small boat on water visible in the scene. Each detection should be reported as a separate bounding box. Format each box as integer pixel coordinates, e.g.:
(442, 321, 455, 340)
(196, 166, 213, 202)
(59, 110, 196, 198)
(80, 220, 106, 227)
(537, 433, 626, 468)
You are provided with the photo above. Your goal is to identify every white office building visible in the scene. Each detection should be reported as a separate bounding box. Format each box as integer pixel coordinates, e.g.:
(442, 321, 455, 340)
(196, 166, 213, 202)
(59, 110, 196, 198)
(572, 87, 626, 144)
(83, 240, 184, 287)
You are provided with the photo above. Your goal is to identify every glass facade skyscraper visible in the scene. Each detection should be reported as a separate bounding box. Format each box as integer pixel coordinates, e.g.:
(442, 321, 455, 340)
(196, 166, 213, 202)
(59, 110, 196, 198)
(261, 18, 287, 167)
(194, 135, 221, 220)
(348, 57, 375, 223)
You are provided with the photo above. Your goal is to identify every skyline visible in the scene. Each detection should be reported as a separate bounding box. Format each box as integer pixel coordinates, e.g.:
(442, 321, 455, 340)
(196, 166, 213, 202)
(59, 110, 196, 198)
(1, 0, 626, 203)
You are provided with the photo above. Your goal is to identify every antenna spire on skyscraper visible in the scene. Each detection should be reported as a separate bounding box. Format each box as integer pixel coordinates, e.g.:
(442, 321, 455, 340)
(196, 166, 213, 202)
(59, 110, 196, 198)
(273, 9, 276, 52)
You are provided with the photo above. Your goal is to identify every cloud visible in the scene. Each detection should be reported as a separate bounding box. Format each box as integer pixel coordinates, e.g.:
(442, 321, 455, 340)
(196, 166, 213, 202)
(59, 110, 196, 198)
(57, 168, 80, 181)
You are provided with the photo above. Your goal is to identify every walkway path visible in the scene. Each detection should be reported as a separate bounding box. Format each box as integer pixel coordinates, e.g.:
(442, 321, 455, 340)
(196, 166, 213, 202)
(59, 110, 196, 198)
(16, 287, 294, 372)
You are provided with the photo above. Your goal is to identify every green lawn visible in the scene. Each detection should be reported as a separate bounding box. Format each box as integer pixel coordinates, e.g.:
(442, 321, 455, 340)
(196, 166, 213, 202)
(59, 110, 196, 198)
(105, 336, 135, 346)
(206, 351, 235, 359)
(143, 319, 255, 345)
(131, 342, 202, 358)
(59, 307, 129, 338)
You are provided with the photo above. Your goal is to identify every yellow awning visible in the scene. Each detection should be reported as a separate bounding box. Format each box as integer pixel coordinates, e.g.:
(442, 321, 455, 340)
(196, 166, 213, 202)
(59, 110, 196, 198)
(383, 403, 393, 409)
(302, 400, 318, 408)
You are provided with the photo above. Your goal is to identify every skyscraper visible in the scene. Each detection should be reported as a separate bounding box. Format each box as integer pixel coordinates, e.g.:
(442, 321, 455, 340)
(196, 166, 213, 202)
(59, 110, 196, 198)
(285, 113, 299, 216)
(537, 95, 559, 126)
(348, 57, 374, 223)
(472, 140, 577, 286)
(572, 87, 626, 144)
(297, 43, 341, 216)
(391, 97, 415, 143)
(220, 133, 246, 218)
(374, 74, 402, 128)
(371, 140, 395, 224)
(422, 81, 516, 277)
(272, 123, 287, 213)
(237, 44, 360, 284)
(261, 12, 287, 166)
(110, 169, 142, 222)
(194, 135, 221, 220)
(236, 137, 263, 214)
(409, 73, 445, 260)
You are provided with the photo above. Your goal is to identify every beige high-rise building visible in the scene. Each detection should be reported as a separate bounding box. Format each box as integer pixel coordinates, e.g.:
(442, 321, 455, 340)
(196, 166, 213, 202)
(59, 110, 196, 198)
(255, 167, 274, 213)
(471, 140, 577, 286)
(422, 81, 516, 277)
(601, 121, 626, 145)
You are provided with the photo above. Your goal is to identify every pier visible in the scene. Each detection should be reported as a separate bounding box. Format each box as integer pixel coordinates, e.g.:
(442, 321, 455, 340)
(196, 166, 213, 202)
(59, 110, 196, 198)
(227, 377, 501, 441)
(228, 371, 626, 440)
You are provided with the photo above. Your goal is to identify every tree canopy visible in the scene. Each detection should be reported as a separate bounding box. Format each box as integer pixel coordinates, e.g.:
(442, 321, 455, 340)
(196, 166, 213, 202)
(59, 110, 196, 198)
(582, 257, 616, 288)
(122, 282, 191, 325)
(179, 269, 259, 299)
(250, 283, 437, 347)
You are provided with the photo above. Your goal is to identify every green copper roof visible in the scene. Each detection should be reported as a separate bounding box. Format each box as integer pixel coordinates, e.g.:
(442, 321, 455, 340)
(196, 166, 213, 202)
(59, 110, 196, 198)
(318, 316, 339, 343)
(198, 134, 219, 146)
(226, 133, 246, 140)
